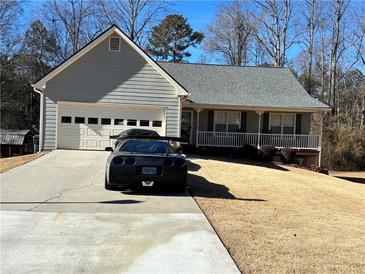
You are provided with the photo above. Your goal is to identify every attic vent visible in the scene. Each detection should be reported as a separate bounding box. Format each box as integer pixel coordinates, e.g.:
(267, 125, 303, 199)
(109, 37, 120, 51)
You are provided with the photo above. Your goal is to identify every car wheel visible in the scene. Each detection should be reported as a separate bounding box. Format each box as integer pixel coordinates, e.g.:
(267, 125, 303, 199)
(104, 176, 121, 191)
(175, 181, 187, 191)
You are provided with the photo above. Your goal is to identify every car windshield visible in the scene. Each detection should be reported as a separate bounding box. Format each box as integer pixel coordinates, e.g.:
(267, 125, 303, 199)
(119, 139, 172, 154)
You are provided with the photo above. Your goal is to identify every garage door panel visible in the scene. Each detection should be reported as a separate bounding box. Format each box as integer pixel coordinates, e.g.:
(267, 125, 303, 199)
(58, 103, 165, 150)
(85, 140, 99, 148)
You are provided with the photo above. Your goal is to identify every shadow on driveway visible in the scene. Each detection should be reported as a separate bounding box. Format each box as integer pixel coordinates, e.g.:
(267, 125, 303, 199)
(0, 200, 143, 205)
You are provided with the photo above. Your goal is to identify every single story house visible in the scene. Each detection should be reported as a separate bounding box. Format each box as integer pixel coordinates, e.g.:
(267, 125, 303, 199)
(0, 129, 38, 157)
(32, 25, 330, 165)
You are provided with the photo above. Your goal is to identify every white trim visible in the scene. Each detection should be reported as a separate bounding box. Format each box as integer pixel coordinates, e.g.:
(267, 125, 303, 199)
(268, 113, 296, 134)
(33, 26, 188, 96)
(182, 102, 331, 113)
(55, 103, 58, 149)
(108, 36, 121, 52)
(57, 100, 165, 110)
(32, 87, 44, 151)
(178, 99, 182, 137)
(213, 110, 241, 132)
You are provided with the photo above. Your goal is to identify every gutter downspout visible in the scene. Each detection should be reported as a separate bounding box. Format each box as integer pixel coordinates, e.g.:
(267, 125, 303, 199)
(32, 85, 44, 152)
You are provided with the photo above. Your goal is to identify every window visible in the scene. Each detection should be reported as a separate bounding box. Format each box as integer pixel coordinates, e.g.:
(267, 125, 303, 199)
(227, 112, 240, 132)
(269, 113, 296, 134)
(101, 118, 111, 125)
(61, 116, 71, 123)
(109, 37, 120, 51)
(214, 111, 226, 132)
(114, 119, 124, 125)
(270, 114, 282, 134)
(214, 111, 241, 132)
(120, 140, 172, 154)
(127, 119, 137, 126)
(88, 117, 98, 124)
(152, 120, 162, 127)
(75, 117, 85, 124)
(140, 120, 150, 127)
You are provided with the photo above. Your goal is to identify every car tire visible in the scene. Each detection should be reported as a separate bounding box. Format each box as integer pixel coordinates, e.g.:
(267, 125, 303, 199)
(104, 176, 121, 191)
(175, 181, 187, 191)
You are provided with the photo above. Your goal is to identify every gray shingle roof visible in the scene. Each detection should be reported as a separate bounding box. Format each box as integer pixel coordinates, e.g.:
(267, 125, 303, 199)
(0, 129, 31, 145)
(158, 62, 329, 110)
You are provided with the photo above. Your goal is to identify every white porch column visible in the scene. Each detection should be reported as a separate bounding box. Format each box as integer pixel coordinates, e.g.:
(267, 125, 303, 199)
(196, 108, 202, 147)
(256, 111, 263, 148)
(318, 112, 324, 167)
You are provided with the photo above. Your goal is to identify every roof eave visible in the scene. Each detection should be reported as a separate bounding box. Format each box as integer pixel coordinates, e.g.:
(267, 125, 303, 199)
(183, 102, 331, 112)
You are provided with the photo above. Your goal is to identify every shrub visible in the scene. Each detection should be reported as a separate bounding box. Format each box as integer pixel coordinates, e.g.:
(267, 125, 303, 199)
(242, 144, 258, 160)
(322, 125, 365, 171)
(281, 148, 296, 164)
(260, 145, 276, 161)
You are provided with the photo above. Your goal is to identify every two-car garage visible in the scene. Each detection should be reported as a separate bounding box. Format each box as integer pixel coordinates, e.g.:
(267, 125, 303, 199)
(57, 102, 166, 150)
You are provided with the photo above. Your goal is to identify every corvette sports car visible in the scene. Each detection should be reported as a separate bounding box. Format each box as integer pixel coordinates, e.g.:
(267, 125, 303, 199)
(104, 136, 188, 191)
(110, 128, 159, 148)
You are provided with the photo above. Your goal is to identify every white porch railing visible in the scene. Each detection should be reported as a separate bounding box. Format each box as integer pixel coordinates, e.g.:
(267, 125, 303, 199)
(197, 131, 320, 149)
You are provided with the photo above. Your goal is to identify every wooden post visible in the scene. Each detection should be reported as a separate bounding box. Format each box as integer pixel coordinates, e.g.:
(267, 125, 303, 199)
(256, 111, 263, 148)
(318, 112, 324, 167)
(196, 108, 202, 147)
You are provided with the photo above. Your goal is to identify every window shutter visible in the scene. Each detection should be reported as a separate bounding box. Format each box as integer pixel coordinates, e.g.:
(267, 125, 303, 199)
(262, 113, 269, 133)
(296, 114, 302, 134)
(208, 111, 214, 131)
(240, 112, 247, 132)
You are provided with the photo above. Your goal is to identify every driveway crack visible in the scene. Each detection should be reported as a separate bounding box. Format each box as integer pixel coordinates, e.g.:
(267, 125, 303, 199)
(27, 181, 96, 211)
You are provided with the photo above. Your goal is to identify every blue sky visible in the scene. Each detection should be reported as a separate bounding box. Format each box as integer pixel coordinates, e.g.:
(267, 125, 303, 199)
(22, 0, 219, 63)
(20, 0, 363, 70)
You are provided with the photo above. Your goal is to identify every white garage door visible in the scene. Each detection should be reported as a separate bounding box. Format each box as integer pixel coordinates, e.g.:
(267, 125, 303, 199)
(57, 102, 165, 150)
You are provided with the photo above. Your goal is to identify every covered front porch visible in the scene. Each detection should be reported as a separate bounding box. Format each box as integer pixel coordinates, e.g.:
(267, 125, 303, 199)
(181, 106, 324, 150)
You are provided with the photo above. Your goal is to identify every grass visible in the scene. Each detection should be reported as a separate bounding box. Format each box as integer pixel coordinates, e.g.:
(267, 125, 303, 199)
(187, 158, 365, 273)
(0, 152, 46, 173)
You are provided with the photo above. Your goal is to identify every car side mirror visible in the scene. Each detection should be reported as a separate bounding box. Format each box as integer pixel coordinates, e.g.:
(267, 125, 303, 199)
(105, 147, 113, 152)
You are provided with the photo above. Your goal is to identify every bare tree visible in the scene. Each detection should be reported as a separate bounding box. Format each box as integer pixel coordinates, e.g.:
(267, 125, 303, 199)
(44, 0, 103, 60)
(96, 0, 167, 46)
(204, 0, 254, 65)
(327, 0, 350, 115)
(254, 0, 297, 67)
(300, 0, 321, 95)
(0, 0, 23, 56)
(352, 8, 365, 66)
(317, 13, 329, 101)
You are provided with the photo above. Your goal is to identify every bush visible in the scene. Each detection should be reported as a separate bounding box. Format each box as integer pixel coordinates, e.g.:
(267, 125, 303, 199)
(281, 148, 296, 164)
(322, 125, 365, 171)
(242, 144, 258, 160)
(260, 145, 276, 161)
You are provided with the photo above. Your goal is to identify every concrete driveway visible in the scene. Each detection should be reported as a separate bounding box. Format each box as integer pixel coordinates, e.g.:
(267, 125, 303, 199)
(0, 150, 239, 274)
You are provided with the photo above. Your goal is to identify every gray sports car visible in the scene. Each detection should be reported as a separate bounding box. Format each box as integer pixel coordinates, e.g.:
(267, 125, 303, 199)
(104, 136, 187, 191)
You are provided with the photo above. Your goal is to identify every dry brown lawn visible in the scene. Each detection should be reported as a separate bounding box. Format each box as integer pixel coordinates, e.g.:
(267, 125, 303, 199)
(187, 158, 365, 274)
(0, 152, 46, 173)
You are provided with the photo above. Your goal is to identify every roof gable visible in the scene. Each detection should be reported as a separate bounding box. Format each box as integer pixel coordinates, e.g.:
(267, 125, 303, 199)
(33, 26, 188, 96)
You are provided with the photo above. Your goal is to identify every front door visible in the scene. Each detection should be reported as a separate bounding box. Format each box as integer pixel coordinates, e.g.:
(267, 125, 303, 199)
(181, 111, 193, 144)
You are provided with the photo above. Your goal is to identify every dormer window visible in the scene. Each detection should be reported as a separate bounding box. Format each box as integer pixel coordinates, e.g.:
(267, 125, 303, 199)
(109, 36, 121, 51)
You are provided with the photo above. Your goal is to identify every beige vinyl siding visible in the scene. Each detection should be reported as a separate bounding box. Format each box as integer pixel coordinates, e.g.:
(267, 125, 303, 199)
(43, 33, 179, 149)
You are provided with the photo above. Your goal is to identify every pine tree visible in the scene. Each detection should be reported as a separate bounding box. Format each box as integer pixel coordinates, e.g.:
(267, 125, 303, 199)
(147, 14, 204, 62)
